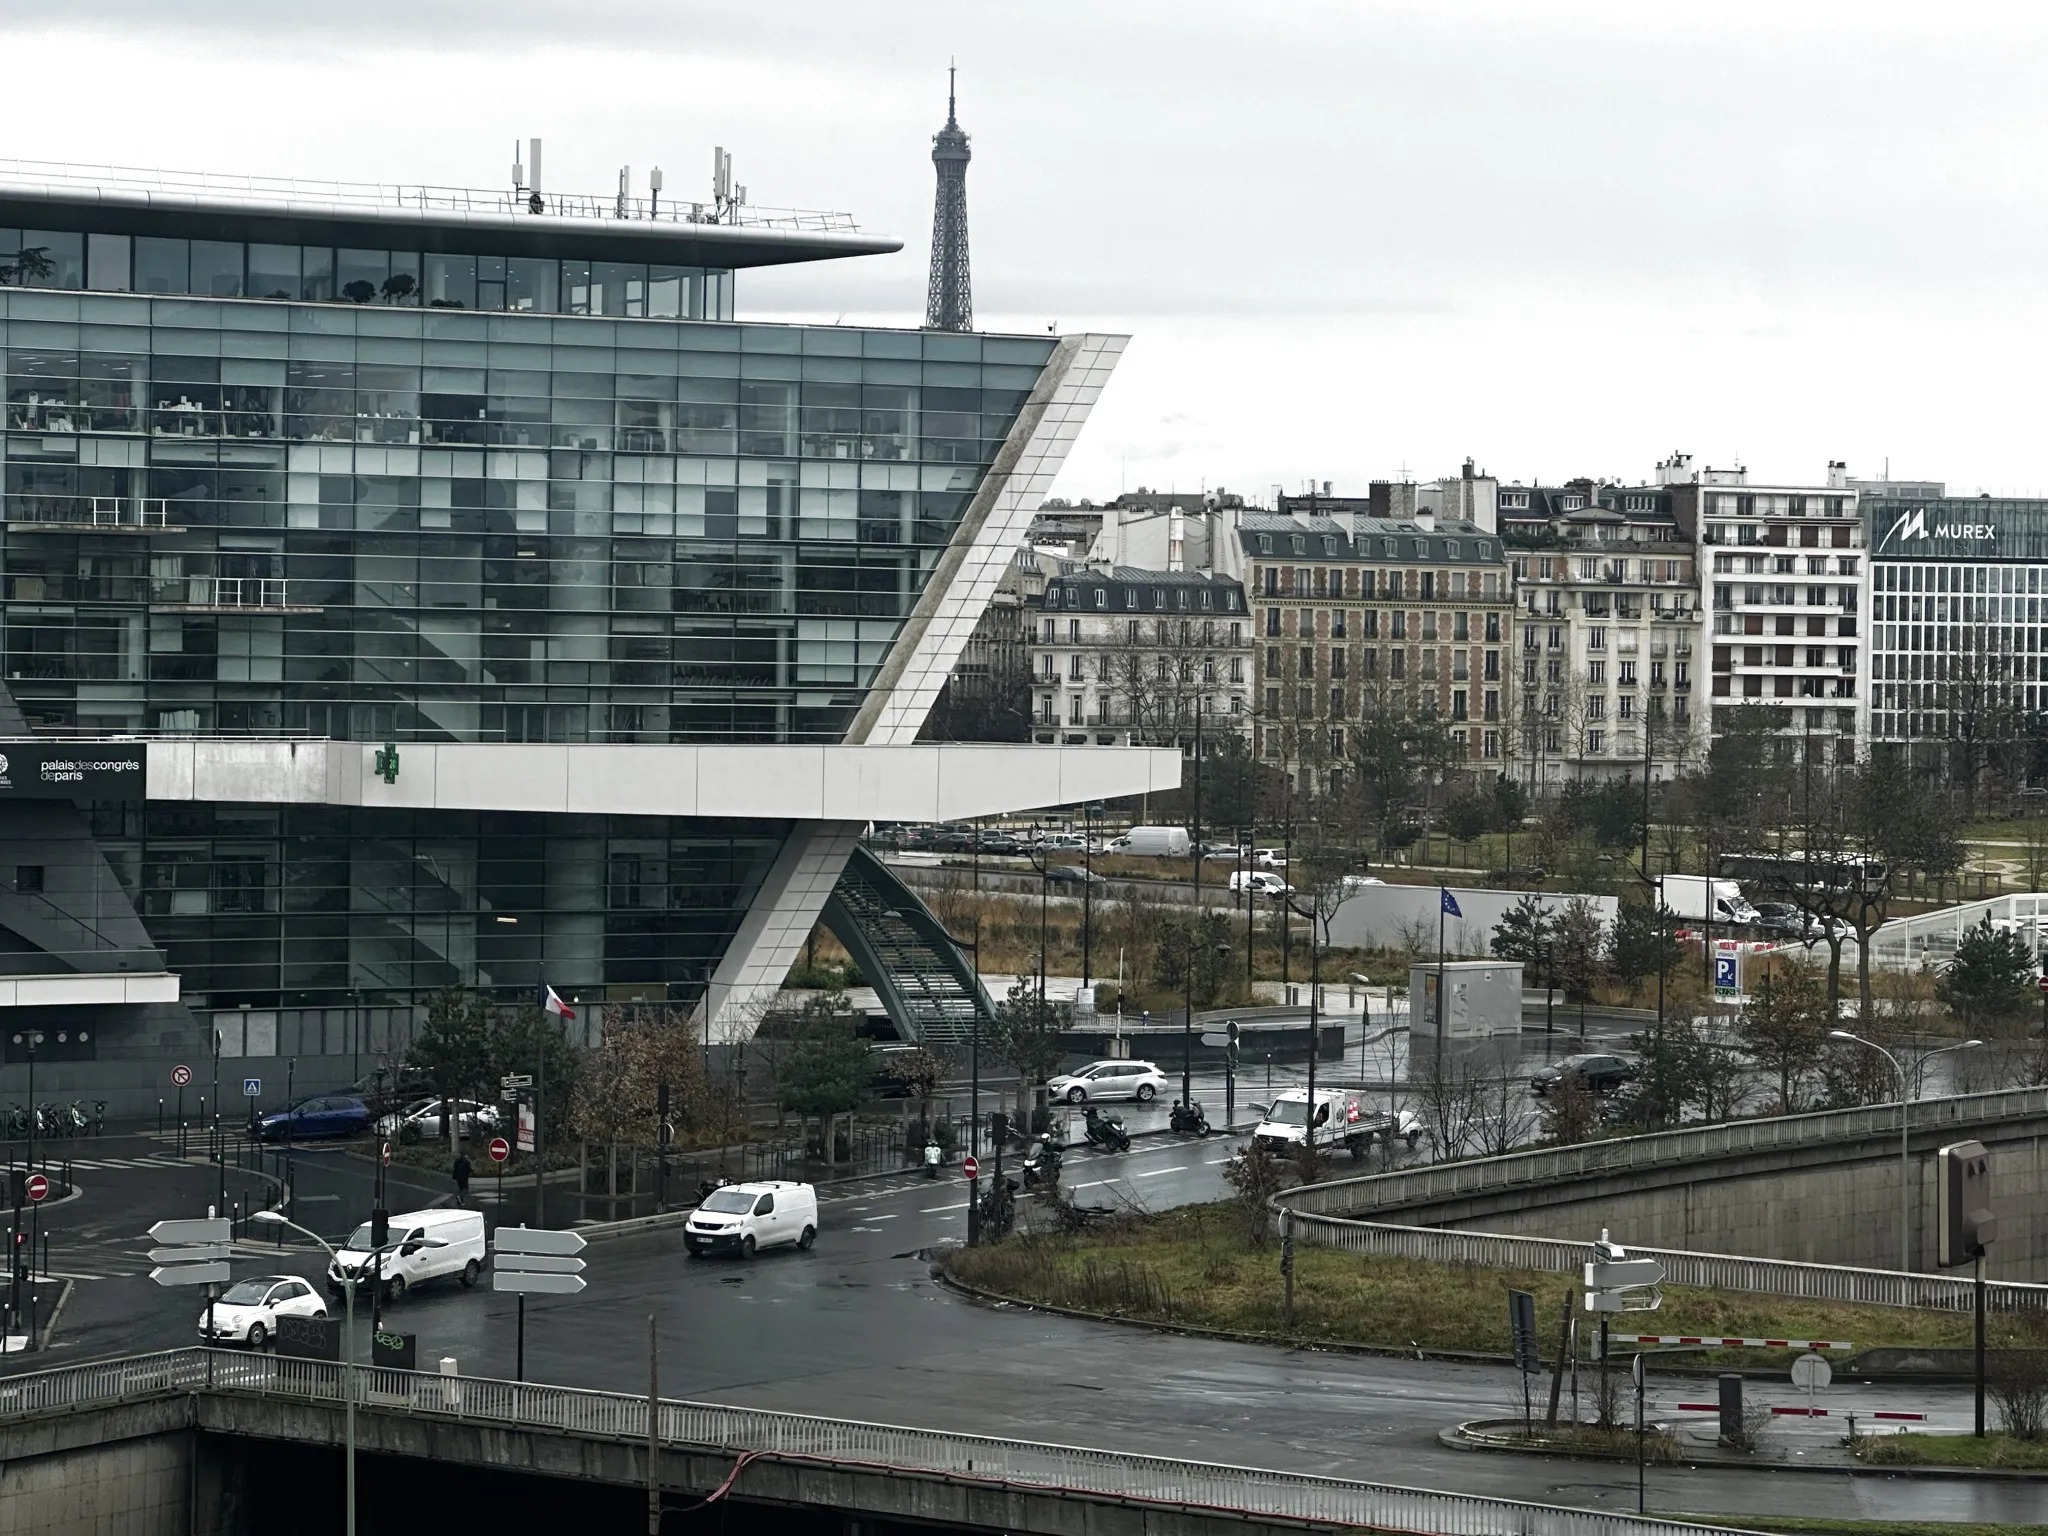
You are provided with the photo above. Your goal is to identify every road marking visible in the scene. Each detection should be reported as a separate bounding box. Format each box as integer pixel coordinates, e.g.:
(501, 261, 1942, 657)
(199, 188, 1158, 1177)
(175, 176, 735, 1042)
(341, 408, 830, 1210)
(921, 1202, 968, 1213)
(1136, 1166, 1189, 1177)
(870, 1213, 899, 1221)
(1203, 1156, 1233, 1165)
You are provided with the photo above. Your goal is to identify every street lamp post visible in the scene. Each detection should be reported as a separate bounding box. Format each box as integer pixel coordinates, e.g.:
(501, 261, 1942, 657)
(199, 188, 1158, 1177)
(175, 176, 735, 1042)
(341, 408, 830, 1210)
(1828, 1031, 1981, 1272)
(252, 1211, 359, 1536)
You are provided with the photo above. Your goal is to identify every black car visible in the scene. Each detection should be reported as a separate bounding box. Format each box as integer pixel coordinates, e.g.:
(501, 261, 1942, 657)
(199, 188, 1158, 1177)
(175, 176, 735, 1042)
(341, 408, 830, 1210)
(976, 832, 1024, 855)
(1530, 1053, 1638, 1097)
(1044, 865, 1106, 886)
(1753, 902, 1805, 937)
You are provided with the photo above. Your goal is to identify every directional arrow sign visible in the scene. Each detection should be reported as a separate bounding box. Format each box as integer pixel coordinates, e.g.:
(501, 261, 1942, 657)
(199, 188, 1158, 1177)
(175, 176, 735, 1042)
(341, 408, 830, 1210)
(1199, 1031, 1232, 1047)
(1585, 1258, 1666, 1291)
(492, 1271, 587, 1296)
(494, 1253, 585, 1275)
(149, 1217, 231, 1246)
(148, 1243, 231, 1265)
(1585, 1287, 1664, 1314)
(493, 1226, 587, 1258)
(151, 1262, 231, 1287)
(500, 1074, 533, 1089)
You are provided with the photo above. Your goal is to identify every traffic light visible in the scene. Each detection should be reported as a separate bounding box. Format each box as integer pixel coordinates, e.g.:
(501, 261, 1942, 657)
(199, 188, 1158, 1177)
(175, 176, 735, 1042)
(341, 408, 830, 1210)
(1937, 1140, 1996, 1267)
(989, 1111, 1009, 1146)
(1225, 1020, 1240, 1071)
(371, 1207, 389, 1251)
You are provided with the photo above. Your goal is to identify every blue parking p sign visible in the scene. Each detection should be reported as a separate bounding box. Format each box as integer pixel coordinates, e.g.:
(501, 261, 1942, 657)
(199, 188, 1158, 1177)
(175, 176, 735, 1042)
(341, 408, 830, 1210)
(243, 1077, 261, 1097)
(1713, 952, 1740, 997)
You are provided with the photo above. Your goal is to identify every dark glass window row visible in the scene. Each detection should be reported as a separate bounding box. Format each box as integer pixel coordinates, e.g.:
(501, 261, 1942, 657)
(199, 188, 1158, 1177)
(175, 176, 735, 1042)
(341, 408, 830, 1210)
(3, 351, 1023, 463)
(80, 802, 783, 1007)
(0, 228, 734, 319)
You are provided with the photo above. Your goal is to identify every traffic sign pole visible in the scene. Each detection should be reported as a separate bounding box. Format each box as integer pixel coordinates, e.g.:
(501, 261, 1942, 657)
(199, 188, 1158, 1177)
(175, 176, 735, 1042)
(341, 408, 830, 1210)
(963, 1154, 980, 1245)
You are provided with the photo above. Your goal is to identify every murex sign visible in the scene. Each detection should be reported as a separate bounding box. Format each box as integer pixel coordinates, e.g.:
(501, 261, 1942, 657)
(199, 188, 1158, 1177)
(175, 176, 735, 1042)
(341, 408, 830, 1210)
(0, 744, 146, 799)
(1882, 507, 1997, 548)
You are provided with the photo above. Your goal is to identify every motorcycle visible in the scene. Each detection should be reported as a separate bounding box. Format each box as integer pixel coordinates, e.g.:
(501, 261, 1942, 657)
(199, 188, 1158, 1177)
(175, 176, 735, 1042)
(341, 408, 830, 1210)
(34, 1102, 60, 1139)
(1169, 1099, 1212, 1137)
(1020, 1135, 1062, 1190)
(3, 1104, 26, 1139)
(977, 1177, 1017, 1240)
(1082, 1104, 1130, 1153)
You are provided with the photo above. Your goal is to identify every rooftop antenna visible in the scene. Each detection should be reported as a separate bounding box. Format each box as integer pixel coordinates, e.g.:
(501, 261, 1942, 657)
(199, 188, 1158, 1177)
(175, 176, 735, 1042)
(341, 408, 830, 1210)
(511, 140, 525, 193)
(526, 137, 544, 214)
(649, 165, 663, 217)
(616, 165, 631, 219)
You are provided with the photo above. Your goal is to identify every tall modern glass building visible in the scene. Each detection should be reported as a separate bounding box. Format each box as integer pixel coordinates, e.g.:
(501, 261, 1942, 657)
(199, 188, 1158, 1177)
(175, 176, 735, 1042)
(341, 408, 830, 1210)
(0, 161, 1166, 1109)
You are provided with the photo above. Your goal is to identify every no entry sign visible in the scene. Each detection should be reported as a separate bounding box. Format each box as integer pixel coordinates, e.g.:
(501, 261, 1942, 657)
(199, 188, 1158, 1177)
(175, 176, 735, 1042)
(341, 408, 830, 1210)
(24, 1173, 49, 1203)
(487, 1136, 511, 1164)
(962, 1155, 979, 1179)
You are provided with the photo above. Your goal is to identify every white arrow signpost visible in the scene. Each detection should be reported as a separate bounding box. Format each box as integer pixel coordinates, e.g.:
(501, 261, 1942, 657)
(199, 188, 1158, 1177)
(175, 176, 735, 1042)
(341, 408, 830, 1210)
(493, 1225, 587, 1381)
(148, 1216, 231, 1289)
(149, 1215, 233, 1372)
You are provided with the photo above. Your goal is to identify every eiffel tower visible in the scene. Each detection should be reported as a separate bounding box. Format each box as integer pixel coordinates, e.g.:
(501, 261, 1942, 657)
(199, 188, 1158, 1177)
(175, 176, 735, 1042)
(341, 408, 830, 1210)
(925, 66, 972, 332)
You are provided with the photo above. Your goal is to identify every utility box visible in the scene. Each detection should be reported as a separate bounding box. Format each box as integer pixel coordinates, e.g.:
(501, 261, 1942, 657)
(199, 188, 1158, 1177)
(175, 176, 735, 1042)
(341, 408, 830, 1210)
(1410, 961, 1523, 1043)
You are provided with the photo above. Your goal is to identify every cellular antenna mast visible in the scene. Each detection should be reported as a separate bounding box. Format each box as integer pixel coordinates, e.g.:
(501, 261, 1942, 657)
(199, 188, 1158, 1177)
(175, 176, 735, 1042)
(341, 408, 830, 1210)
(925, 62, 973, 331)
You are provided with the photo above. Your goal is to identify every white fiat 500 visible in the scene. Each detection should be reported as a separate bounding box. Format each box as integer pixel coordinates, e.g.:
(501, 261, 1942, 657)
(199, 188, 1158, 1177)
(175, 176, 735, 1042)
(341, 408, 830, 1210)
(198, 1274, 327, 1349)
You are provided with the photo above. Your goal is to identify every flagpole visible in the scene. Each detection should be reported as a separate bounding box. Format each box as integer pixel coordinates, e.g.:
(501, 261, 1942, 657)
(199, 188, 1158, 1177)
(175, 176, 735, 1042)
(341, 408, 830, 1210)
(1436, 889, 1447, 1079)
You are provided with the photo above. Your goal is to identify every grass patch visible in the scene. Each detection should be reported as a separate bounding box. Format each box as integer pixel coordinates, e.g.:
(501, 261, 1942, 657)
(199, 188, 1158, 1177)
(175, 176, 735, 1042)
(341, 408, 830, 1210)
(1848, 1429, 2048, 1470)
(950, 1203, 1986, 1365)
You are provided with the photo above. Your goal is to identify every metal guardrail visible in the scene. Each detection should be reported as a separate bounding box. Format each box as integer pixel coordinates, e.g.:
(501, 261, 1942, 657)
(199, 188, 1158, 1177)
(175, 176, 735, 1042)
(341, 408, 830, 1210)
(0, 1348, 1769, 1536)
(1277, 1086, 2048, 1312)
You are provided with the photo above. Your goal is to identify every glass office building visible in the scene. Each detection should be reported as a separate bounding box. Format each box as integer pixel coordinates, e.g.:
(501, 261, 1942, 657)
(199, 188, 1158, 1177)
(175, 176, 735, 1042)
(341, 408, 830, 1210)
(1866, 496, 2048, 759)
(0, 163, 1136, 1105)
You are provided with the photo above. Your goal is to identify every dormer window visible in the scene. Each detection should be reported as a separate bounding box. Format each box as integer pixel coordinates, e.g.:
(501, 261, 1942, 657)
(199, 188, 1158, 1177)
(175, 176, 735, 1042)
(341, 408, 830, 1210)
(1258, 535, 1272, 553)
(1290, 536, 1306, 555)
(1322, 536, 1337, 554)
(1093, 589, 1107, 609)
(1413, 540, 1427, 559)
(1445, 540, 1460, 561)
(1125, 589, 1138, 610)
(1476, 541, 1492, 559)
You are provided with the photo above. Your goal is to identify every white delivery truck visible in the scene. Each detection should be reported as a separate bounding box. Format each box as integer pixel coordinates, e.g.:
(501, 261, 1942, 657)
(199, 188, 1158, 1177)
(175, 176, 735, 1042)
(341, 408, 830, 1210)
(1108, 825, 1192, 858)
(1252, 1087, 1421, 1161)
(1656, 874, 1759, 928)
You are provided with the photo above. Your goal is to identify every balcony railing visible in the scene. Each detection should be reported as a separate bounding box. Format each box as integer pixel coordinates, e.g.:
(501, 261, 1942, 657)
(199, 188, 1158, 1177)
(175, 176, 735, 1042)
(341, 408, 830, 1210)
(6, 494, 174, 529)
(150, 576, 301, 610)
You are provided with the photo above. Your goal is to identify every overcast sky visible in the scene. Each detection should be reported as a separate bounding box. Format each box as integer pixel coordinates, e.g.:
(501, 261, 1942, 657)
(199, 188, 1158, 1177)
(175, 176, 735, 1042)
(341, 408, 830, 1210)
(7, 1, 2048, 500)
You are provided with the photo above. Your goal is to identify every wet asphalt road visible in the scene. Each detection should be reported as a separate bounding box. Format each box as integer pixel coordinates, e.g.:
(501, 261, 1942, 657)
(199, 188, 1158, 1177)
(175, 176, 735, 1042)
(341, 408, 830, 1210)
(10, 1127, 2042, 1529)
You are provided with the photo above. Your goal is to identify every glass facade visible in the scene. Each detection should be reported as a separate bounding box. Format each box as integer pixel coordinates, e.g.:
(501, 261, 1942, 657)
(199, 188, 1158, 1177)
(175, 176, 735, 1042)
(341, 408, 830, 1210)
(0, 290, 1053, 744)
(0, 205, 1061, 1018)
(2, 227, 735, 319)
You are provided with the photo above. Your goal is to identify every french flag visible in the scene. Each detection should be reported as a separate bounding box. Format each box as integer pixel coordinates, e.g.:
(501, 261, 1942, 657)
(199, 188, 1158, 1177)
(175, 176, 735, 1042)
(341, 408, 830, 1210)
(540, 982, 577, 1022)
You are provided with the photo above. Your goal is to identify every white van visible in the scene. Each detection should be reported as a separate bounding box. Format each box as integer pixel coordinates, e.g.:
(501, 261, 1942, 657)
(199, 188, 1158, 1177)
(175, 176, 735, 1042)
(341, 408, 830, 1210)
(1108, 826, 1191, 858)
(684, 1180, 819, 1258)
(326, 1207, 487, 1299)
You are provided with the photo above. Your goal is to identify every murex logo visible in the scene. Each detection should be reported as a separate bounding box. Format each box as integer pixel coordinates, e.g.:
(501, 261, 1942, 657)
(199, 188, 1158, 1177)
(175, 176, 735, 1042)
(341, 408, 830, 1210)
(1882, 507, 1998, 550)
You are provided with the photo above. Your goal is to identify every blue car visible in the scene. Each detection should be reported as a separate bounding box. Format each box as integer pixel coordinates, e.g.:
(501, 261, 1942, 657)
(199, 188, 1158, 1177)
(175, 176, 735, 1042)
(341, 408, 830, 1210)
(256, 1094, 371, 1142)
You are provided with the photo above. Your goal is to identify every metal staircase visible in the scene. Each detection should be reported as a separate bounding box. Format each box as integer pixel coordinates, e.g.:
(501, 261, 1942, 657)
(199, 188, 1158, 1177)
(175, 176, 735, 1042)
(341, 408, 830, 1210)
(823, 844, 992, 1049)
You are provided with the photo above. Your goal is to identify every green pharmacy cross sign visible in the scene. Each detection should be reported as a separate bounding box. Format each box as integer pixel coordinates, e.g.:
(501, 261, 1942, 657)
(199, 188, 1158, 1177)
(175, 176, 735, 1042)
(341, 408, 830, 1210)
(374, 744, 400, 785)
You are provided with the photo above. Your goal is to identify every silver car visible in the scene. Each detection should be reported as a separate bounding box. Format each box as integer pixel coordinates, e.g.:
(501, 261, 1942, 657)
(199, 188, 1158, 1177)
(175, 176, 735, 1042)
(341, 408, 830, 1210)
(1047, 1060, 1167, 1104)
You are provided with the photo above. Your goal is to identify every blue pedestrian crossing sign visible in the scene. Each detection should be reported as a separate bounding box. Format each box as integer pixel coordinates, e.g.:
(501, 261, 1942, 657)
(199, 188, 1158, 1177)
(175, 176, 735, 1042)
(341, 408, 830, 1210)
(243, 1078, 261, 1097)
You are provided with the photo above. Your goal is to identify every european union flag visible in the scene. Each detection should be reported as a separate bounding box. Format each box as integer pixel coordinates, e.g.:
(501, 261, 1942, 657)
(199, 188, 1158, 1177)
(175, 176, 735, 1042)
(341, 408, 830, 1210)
(1440, 888, 1462, 918)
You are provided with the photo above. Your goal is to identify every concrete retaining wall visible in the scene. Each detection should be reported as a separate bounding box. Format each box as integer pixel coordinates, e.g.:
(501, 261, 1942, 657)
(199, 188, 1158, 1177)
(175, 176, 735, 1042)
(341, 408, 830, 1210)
(1330, 1111, 2048, 1279)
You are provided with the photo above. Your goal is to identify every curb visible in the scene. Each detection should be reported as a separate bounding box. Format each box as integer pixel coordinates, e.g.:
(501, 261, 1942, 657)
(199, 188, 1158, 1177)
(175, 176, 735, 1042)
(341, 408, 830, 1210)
(1439, 1419, 2048, 1482)
(934, 1265, 2012, 1386)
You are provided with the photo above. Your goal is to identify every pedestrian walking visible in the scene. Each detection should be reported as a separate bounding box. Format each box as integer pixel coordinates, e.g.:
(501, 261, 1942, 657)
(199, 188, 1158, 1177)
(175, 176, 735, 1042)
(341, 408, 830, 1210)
(452, 1150, 472, 1207)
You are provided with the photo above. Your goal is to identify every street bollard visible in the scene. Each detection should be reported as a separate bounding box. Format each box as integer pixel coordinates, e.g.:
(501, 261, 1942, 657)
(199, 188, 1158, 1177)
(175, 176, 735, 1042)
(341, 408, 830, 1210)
(157, 1098, 164, 1134)
(1718, 1374, 1744, 1446)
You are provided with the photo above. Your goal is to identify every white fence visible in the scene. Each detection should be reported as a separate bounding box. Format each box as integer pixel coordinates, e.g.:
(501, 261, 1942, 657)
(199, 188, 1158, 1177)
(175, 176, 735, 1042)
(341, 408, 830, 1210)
(0, 1348, 1772, 1536)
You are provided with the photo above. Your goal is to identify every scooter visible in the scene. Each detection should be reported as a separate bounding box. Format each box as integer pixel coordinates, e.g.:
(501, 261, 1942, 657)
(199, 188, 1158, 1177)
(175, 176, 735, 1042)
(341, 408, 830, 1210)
(1082, 1104, 1130, 1153)
(1169, 1099, 1212, 1137)
(1020, 1135, 1062, 1190)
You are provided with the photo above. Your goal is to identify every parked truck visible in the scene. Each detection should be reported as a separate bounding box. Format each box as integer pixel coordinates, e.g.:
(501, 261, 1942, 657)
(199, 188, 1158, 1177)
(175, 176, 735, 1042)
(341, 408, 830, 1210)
(1107, 825, 1191, 858)
(1656, 874, 1760, 928)
(1252, 1087, 1421, 1161)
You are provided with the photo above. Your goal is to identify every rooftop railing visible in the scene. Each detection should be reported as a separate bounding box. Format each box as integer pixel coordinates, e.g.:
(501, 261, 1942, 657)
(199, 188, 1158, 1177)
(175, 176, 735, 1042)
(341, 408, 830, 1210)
(0, 158, 860, 234)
